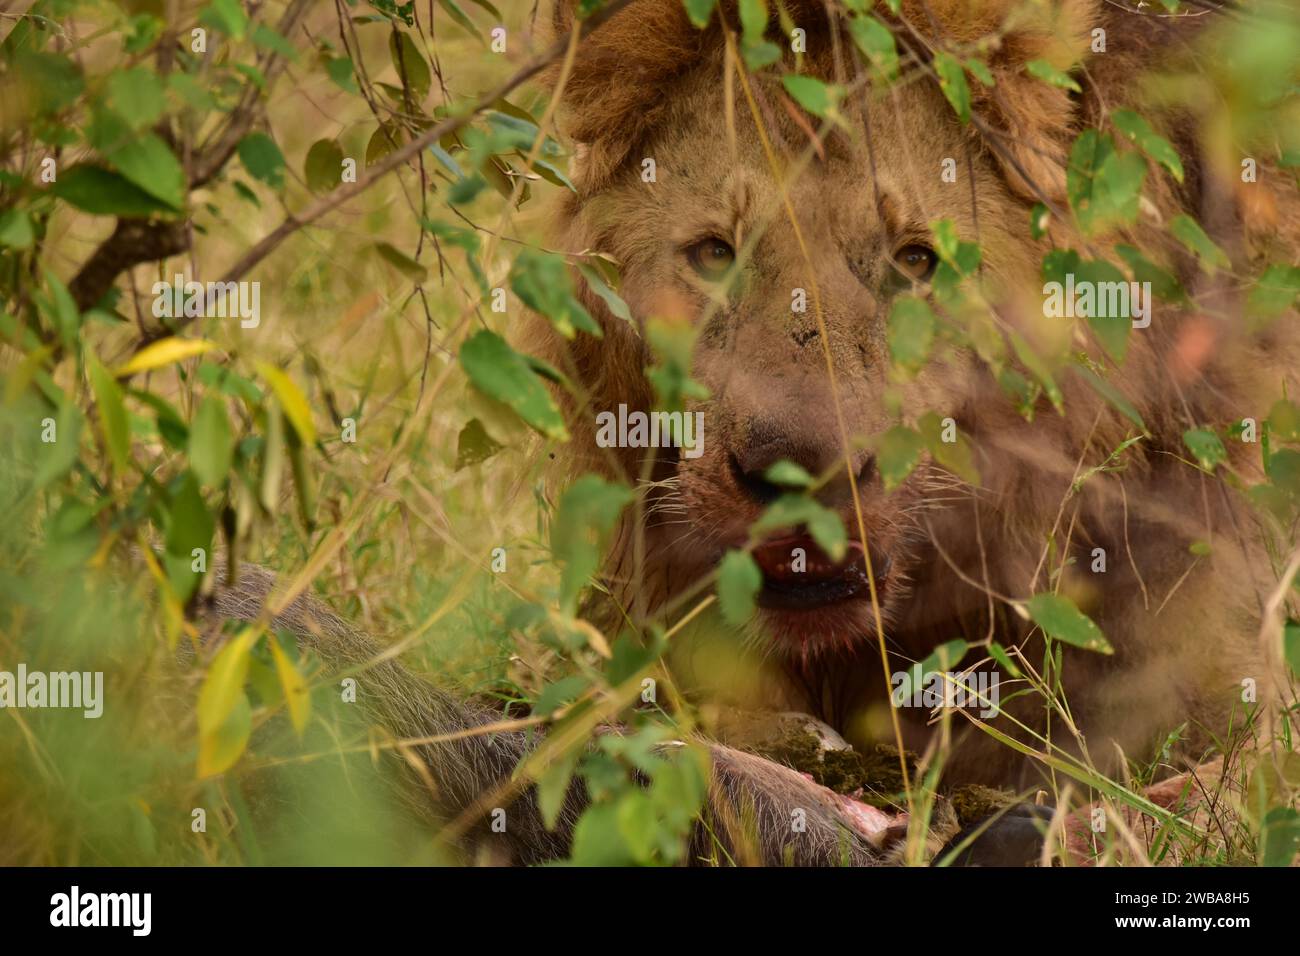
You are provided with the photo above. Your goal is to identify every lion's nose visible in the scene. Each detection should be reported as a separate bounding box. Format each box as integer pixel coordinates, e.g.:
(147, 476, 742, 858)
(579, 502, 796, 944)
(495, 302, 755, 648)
(728, 424, 875, 507)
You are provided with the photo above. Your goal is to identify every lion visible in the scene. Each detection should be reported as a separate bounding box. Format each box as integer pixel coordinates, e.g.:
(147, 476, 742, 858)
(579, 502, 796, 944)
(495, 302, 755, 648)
(518, 0, 1300, 858)
(208, 0, 1299, 865)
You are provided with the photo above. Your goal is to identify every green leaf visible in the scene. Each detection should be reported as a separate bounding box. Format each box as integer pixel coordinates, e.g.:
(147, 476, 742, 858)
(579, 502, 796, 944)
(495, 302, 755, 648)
(1114, 244, 1185, 303)
(895, 639, 970, 699)
(964, 57, 995, 87)
(1285, 620, 1300, 680)
(189, 395, 234, 487)
(1169, 214, 1230, 273)
(763, 459, 814, 488)
(389, 30, 431, 102)
(1183, 427, 1226, 471)
(52, 165, 177, 217)
(325, 56, 358, 93)
(576, 263, 631, 322)
(718, 550, 762, 625)
(0, 209, 34, 249)
(1009, 331, 1063, 412)
(510, 249, 600, 339)
(1248, 264, 1300, 318)
(164, 471, 214, 600)
(934, 53, 971, 124)
(570, 802, 635, 865)
(374, 242, 427, 283)
(928, 218, 980, 277)
(1260, 807, 1300, 868)
(237, 132, 286, 190)
(752, 495, 847, 561)
(251, 24, 297, 58)
(887, 295, 936, 374)
(782, 75, 840, 118)
(739, 0, 767, 41)
(1268, 399, 1300, 442)
(1026, 58, 1081, 93)
(366, 121, 406, 167)
(460, 330, 569, 441)
(435, 0, 483, 39)
(107, 67, 166, 129)
(88, 355, 129, 476)
(168, 72, 216, 110)
(455, 417, 504, 469)
(1267, 449, 1300, 499)
(1072, 363, 1147, 433)
(1077, 258, 1132, 363)
(40, 272, 80, 348)
(1030, 203, 1050, 240)
(918, 411, 980, 486)
(682, 0, 718, 29)
(847, 16, 898, 81)
(13, 51, 84, 115)
(737, 0, 780, 68)
(260, 404, 286, 513)
(1066, 131, 1145, 235)
(552, 474, 633, 610)
(534, 675, 588, 718)
(256, 362, 317, 446)
(875, 425, 926, 490)
(988, 643, 1022, 679)
(304, 139, 344, 194)
(204, 0, 249, 38)
(1025, 593, 1113, 653)
(34, 400, 85, 489)
(107, 133, 185, 210)
(1111, 109, 1184, 183)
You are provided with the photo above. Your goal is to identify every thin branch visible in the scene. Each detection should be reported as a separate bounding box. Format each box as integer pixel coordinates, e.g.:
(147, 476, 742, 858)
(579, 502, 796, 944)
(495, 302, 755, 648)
(134, 0, 635, 348)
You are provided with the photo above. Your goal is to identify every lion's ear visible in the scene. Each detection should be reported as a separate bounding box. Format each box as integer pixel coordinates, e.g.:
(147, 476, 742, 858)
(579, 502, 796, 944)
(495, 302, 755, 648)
(544, 0, 707, 190)
(908, 0, 1100, 202)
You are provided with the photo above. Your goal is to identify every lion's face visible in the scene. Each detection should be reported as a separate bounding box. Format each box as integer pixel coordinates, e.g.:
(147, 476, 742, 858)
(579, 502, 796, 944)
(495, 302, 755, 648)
(568, 69, 1047, 659)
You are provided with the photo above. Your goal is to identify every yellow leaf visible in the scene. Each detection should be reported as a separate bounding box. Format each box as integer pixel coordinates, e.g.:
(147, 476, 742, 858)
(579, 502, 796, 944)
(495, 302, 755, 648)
(115, 337, 216, 377)
(4, 344, 52, 406)
(197, 692, 252, 778)
(256, 362, 317, 446)
(269, 637, 311, 735)
(197, 626, 260, 734)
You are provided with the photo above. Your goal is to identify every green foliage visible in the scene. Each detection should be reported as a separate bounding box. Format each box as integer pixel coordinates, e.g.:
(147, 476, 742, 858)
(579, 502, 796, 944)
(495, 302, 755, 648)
(0, 0, 1296, 871)
(717, 550, 763, 625)
(1025, 593, 1114, 655)
(933, 53, 971, 124)
(460, 331, 569, 441)
(1067, 130, 1146, 235)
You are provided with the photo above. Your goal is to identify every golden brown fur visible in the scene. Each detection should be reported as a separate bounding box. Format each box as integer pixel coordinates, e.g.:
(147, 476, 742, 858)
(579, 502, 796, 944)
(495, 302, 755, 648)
(204, 0, 1299, 866)
(531, 0, 1300, 798)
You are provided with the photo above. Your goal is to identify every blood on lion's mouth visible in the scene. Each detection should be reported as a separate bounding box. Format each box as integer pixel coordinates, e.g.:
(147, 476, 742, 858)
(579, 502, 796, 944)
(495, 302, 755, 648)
(750, 533, 890, 611)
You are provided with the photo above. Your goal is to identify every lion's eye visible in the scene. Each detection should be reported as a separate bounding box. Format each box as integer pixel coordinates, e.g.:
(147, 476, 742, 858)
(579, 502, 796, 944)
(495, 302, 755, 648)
(892, 244, 937, 283)
(687, 237, 736, 279)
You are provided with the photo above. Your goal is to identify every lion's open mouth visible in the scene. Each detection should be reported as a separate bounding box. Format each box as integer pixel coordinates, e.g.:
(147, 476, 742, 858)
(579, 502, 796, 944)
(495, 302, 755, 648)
(751, 534, 889, 611)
